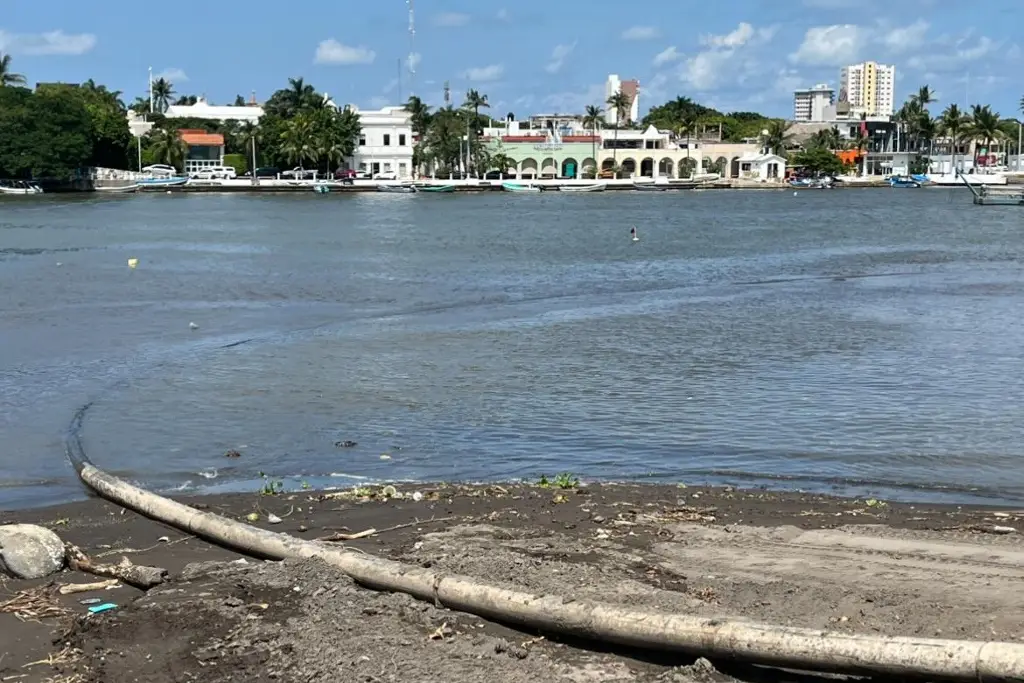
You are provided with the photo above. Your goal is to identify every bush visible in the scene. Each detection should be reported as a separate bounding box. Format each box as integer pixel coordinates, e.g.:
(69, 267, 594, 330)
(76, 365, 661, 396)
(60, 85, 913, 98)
(223, 153, 247, 175)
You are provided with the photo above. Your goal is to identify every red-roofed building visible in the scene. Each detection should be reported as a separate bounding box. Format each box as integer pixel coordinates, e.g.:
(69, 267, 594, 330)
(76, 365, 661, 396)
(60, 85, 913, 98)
(179, 129, 226, 175)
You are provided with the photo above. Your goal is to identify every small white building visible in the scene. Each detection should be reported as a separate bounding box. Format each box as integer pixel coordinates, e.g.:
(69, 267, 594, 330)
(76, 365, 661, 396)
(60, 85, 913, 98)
(345, 105, 414, 179)
(734, 153, 786, 181)
(164, 97, 264, 124)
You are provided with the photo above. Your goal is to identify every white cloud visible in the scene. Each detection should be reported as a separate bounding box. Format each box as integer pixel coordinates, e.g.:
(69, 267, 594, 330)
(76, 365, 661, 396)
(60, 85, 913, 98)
(653, 46, 682, 67)
(545, 42, 576, 74)
(0, 29, 96, 56)
(496, 8, 510, 21)
(681, 50, 739, 90)
(315, 39, 375, 65)
(154, 68, 188, 83)
(434, 12, 469, 27)
(789, 25, 866, 66)
(881, 20, 929, 52)
(463, 64, 504, 82)
(368, 96, 390, 108)
(621, 26, 658, 41)
(701, 22, 754, 48)
(906, 35, 999, 71)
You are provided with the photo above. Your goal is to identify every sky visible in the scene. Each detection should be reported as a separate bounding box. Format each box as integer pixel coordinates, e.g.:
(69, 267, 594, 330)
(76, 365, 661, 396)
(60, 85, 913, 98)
(2, 0, 1022, 120)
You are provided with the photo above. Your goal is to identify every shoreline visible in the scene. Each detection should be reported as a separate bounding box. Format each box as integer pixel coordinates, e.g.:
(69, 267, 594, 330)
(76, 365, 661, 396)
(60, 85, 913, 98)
(2, 481, 1023, 682)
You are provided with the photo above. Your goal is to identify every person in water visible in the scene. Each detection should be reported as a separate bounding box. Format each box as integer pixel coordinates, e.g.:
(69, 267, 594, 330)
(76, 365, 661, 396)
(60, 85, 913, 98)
(630, 226, 638, 241)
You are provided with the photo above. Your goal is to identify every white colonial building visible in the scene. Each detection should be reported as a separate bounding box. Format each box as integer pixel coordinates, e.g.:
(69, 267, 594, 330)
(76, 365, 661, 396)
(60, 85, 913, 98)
(344, 105, 414, 179)
(164, 97, 264, 123)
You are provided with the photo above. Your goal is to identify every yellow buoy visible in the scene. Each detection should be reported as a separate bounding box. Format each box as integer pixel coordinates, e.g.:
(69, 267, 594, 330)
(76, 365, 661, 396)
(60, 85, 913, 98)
(127, 258, 138, 269)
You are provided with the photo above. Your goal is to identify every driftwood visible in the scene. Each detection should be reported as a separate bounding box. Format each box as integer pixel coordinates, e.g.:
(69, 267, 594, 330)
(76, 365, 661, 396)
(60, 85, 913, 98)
(64, 543, 167, 589)
(68, 459, 1024, 682)
(58, 579, 119, 595)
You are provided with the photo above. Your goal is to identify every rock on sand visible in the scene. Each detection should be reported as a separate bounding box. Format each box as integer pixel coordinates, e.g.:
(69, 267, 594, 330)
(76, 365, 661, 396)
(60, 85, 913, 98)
(0, 524, 66, 579)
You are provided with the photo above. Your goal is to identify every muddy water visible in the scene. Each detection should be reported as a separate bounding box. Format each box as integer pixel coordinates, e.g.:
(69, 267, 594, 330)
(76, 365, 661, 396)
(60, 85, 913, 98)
(2, 189, 1023, 508)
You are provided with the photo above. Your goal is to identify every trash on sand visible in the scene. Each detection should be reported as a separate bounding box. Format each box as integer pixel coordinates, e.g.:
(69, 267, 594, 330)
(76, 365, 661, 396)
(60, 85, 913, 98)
(429, 622, 450, 640)
(58, 579, 120, 595)
(412, 491, 424, 502)
(79, 598, 103, 605)
(381, 485, 398, 498)
(87, 603, 118, 614)
(157, 536, 170, 543)
(267, 513, 282, 525)
(246, 512, 260, 523)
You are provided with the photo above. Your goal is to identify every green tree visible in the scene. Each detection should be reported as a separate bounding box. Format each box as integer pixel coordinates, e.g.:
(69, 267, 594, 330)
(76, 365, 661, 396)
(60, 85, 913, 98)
(582, 104, 603, 177)
(939, 104, 968, 172)
(403, 95, 431, 134)
(606, 91, 631, 171)
(234, 94, 246, 106)
(279, 115, 318, 170)
(420, 106, 466, 176)
(151, 78, 174, 113)
(789, 147, 844, 176)
(462, 89, 489, 176)
(674, 113, 699, 177)
(760, 119, 792, 156)
(966, 104, 1004, 167)
(0, 53, 27, 87)
(146, 128, 188, 170)
(488, 151, 515, 178)
(174, 94, 198, 106)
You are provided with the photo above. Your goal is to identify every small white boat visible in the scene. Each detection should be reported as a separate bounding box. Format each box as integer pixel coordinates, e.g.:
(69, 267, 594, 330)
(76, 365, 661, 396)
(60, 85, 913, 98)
(502, 182, 541, 193)
(138, 176, 188, 188)
(559, 183, 606, 193)
(0, 180, 44, 195)
(95, 183, 139, 193)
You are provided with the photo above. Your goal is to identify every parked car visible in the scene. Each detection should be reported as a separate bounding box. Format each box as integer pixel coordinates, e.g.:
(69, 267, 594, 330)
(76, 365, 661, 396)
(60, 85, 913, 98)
(280, 167, 317, 180)
(372, 171, 397, 180)
(142, 164, 177, 176)
(334, 169, 357, 179)
(243, 167, 280, 178)
(190, 166, 237, 180)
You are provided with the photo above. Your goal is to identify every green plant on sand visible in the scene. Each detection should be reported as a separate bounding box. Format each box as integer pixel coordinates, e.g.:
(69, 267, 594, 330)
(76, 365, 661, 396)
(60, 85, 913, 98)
(538, 473, 580, 490)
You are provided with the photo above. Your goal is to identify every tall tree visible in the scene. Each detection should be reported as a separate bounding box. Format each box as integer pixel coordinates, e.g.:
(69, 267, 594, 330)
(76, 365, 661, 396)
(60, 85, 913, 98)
(146, 128, 188, 169)
(582, 104, 603, 178)
(606, 91, 631, 171)
(151, 78, 174, 113)
(939, 103, 967, 172)
(403, 95, 432, 134)
(760, 119, 792, 156)
(966, 104, 1004, 168)
(0, 53, 26, 87)
(234, 94, 246, 106)
(279, 115, 318, 170)
(462, 89, 490, 176)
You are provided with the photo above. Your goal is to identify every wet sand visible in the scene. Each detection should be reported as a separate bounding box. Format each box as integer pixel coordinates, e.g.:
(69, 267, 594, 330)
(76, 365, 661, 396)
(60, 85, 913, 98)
(2, 482, 1023, 682)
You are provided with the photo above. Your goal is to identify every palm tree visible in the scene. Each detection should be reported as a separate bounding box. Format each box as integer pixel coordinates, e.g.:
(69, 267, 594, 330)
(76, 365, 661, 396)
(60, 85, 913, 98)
(0, 53, 26, 87)
(675, 113, 699, 178)
(939, 104, 967, 173)
(151, 78, 174, 113)
(279, 115, 318, 171)
(582, 104, 603, 177)
(462, 90, 490, 177)
(966, 104, 1003, 171)
(489, 152, 515, 179)
(606, 91, 631, 173)
(146, 128, 188, 170)
(403, 95, 432, 135)
(913, 85, 936, 109)
(174, 95, 198, 106)
(286, 77, 317, 113)
(129, 97, 150, 116)
(760, 120, 792, 156)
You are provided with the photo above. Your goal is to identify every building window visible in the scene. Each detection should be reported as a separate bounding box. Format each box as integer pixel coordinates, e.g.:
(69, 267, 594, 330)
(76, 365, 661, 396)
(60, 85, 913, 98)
(399, 162, 407, 177)
(399, 134, 407, 146)
(359, 135, 366, 146)
(383, 163, 392, 172)
(383, 134, 391, 146)
(359, 163, 367, 172)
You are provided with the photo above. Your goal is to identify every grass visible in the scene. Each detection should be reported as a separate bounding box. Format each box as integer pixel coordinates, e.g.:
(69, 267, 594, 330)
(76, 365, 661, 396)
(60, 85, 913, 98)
(537, 473, 580, 490)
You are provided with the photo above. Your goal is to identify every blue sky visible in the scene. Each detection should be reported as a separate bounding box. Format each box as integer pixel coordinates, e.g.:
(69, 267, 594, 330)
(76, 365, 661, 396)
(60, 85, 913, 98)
(2, 0, 1021, 119)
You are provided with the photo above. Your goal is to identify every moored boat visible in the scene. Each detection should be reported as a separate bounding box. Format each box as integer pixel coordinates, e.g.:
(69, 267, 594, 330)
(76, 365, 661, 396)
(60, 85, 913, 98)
(888, 176, 921, 188)
(417, 184, 455, 193)
(633, 182, 666, 191)
(502, 182, 541, 193)
(0, 180, 44, 195)
(94, 183, 139, 193)
(377, 184, 416, 193)
(138, 176, 188, 188)
(558, 183, 606, 193)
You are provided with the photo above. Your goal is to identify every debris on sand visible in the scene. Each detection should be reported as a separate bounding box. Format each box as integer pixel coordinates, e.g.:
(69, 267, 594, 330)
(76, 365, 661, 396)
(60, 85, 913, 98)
(0, 523, 66, 579)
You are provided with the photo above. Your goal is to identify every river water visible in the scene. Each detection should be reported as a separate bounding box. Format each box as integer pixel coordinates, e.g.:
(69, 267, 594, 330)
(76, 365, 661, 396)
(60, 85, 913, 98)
(2, 189, 1023, 509)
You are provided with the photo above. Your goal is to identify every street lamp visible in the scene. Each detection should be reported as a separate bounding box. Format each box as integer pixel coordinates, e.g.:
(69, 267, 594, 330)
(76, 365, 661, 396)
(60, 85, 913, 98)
(1016, 119, 1022, 173)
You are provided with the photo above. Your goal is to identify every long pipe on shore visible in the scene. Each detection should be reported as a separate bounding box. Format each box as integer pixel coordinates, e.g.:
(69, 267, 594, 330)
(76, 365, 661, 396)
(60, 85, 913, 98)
(66, 410, 1024, 682)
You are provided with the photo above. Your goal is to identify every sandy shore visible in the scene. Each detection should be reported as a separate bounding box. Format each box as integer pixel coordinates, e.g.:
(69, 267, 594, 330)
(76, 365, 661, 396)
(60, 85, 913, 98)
(2, 482, 1023, 683)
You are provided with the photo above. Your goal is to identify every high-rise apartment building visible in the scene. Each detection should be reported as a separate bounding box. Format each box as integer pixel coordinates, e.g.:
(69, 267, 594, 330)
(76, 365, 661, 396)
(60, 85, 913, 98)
(793, 83, 835, 122)
(838, 61, 895, 118)
(604, 74, 640, 126)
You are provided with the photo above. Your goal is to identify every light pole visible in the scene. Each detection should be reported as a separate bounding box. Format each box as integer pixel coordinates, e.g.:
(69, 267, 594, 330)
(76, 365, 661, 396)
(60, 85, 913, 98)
(1016, 119, 1022, 172)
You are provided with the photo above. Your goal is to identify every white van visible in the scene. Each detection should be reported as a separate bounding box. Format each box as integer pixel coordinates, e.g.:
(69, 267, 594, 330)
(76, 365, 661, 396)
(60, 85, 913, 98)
(191, 166, 237, 180)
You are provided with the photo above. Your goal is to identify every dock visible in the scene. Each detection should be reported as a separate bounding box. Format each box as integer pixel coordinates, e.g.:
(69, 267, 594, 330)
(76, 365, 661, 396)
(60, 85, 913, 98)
(957, 171, 1024, 205)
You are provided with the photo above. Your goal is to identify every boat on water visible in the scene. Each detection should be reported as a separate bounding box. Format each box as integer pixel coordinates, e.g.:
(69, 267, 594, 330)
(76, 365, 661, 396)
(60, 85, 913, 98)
(558, 183, 606, 193)
(0, 180, 44, 195)
(95, 183, 139, 193)
(633, 182, 666, 191)
(888, 176, 921, 188)
(138, 176, 188, 188)
(377, 184, 416, 193)
(417, 184, 455, 193)
(502, 182, 541, 193)
(313, 184, 330, 194)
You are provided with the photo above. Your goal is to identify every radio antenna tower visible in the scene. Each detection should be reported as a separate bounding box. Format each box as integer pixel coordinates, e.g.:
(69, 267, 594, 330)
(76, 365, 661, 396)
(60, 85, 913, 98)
(407, 0, 416, 96)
